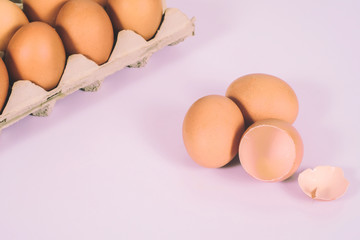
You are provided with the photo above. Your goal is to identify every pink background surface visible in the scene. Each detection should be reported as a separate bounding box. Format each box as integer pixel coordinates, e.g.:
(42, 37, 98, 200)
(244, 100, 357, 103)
(0, 0, 359, 239)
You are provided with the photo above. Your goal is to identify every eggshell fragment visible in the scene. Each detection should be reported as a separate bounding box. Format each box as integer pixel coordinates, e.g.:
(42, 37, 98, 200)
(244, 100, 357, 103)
(226, 73, 299, 126)
(0, 0, 29, 51)
(183, 95, 245, 168)
(55, 0, 114, 65)
(0, 58, 9, 111)
(106, 0, 163, 40)
(239, 119, 303, 182)
(298, 166, 349, 201)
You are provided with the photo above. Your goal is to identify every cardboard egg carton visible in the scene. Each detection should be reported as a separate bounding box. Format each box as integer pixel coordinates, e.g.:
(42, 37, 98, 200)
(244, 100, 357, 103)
(0, 2, 195, 132)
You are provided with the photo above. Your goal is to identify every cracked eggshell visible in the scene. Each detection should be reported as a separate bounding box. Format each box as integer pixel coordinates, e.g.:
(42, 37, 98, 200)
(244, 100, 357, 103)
(239, 119, 303, 182)
(0, 0, 29, 51)
(298, 166, 349, 201)
(183, 95, 245, 168)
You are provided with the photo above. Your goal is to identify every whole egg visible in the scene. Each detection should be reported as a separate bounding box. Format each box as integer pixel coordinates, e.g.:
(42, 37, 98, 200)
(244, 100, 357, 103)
(23, 0, 68, 26)
(0, 0, 29, 51)
(5, 22, 66, 91)
(55, 0, 114, 65)
(183, 95, 245, 168)
(106, 0, 163, 40)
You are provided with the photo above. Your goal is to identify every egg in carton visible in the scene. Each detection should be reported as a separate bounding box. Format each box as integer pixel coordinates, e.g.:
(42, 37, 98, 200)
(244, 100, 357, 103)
(0, 0, 195, 132)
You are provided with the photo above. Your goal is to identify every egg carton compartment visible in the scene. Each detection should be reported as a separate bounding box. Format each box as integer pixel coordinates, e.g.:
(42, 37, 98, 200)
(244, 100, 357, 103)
(0, 7, 195, 132)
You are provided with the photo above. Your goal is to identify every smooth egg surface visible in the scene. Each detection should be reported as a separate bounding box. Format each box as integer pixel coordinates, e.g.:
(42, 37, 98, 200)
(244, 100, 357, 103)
(55, 0, 114, 65)
(183, 95, 245, 168)
(226, 73, 299, 126)
(0, 0, 29, 51)
(0, 58, 9, 111)
(23, 0, 68, 26)
(5, 22, 66, 91)
(239, 119, 303, 182)
(106, 0, 163, 40)
(94, 0, 107, 6)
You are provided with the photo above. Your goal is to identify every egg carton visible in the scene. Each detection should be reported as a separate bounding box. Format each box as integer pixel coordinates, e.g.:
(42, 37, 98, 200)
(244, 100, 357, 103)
(0, 5, 195, 132)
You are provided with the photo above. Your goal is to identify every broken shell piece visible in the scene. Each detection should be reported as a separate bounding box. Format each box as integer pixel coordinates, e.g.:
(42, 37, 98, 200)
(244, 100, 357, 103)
(298, 166, 349, 201)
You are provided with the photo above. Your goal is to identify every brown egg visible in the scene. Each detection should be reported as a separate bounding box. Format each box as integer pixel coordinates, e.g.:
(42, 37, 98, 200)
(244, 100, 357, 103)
(55, 0, 114, 65)
(23, 0, 68, 26)
(239, 119, 303, 182)
(5, 22, 66, 91)
(183, 95, 245, 168)
(226, 73, 299, 125)
(0, 0, 29, 51)
(0, 58, 9, 111)
(94, 0, 107, 6)
(106, 0, 163, 40)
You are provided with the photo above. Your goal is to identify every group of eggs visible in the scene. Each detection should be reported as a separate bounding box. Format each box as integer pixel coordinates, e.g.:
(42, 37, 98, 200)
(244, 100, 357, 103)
(0, 0, 163, 111)
(183, 73, 303, 182)
(0, 1, 349, 200)
(183, 74, 349, 200)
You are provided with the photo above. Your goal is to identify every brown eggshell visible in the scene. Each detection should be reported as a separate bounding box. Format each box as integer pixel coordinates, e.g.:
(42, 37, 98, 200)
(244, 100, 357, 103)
(239, 119, 303, 182)
(0, 0, 29, 51)
(23, 0, 68, 26)
(0, 58, 9, 111)
(183, 95, 245, 168)
(106, 0, 163, 40)
(55, 0, 114, 65)
(94, 0, 107, 6)
(5, 22, 66, 91)
(226, 73, 299, 125)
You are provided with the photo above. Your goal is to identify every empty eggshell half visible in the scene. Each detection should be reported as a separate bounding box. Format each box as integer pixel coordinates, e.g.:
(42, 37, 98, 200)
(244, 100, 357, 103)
(298, 166, 349, 201)
(239, 119, 303, 182)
